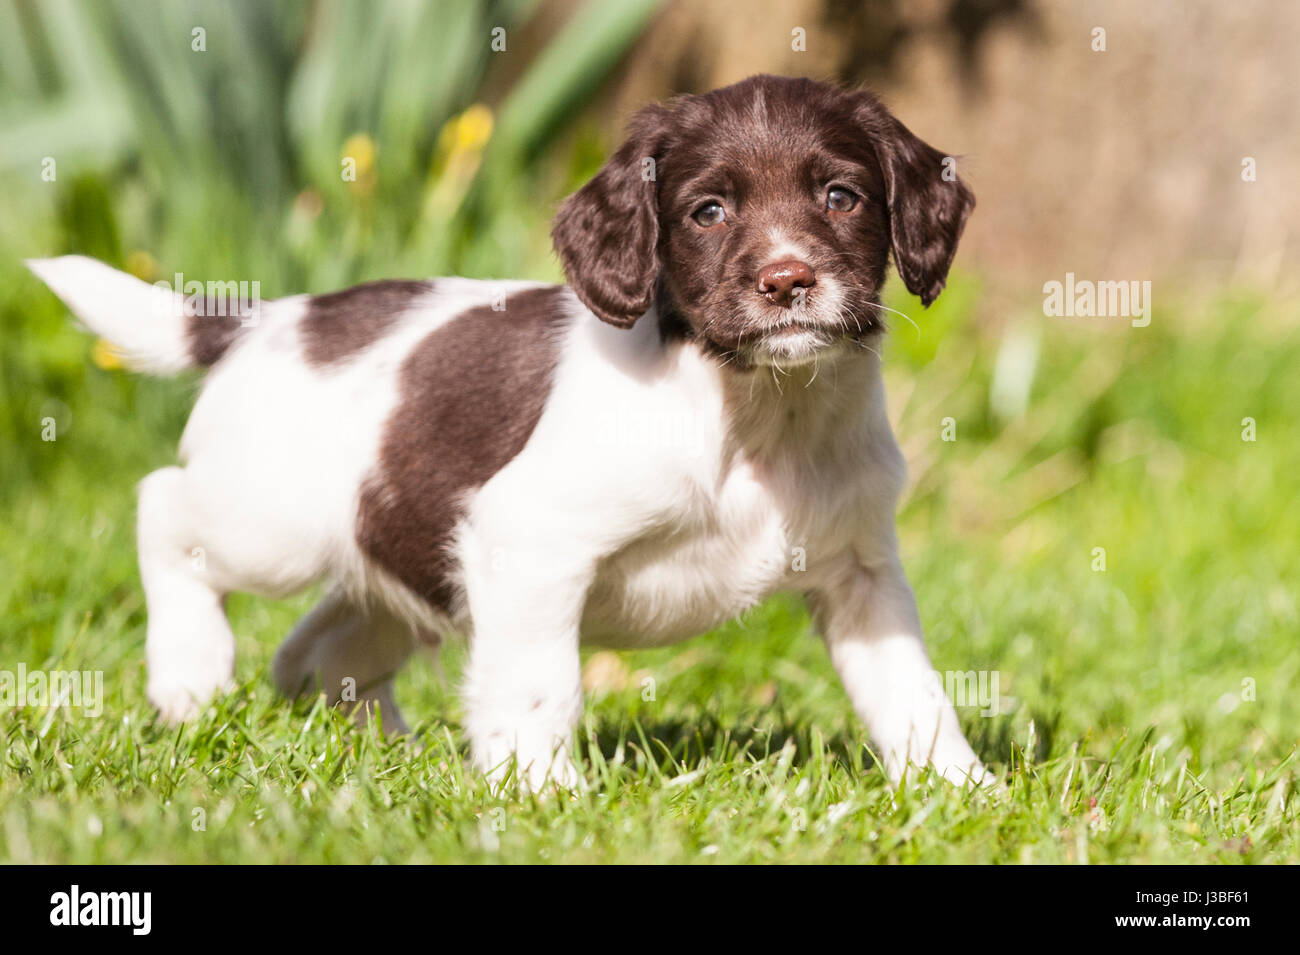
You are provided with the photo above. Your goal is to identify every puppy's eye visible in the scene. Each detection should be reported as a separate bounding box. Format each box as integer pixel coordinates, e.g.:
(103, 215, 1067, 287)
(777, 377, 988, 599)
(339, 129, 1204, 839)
(691, 202, 726, 227)
(826, 187, 859, 212)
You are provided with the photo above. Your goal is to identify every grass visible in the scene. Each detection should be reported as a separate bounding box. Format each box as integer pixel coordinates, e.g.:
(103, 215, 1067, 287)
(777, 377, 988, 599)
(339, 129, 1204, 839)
(2, 263, 1297, 863)
(0, 0, 1295, 865)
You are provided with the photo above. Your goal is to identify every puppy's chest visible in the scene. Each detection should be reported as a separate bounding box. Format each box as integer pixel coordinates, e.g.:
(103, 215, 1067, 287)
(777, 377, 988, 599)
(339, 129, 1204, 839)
(581, 460, 828, 647)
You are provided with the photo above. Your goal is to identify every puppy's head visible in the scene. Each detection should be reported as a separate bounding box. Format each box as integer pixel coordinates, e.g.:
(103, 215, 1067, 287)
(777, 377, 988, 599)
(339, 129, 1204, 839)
(552, 74, 974, 367)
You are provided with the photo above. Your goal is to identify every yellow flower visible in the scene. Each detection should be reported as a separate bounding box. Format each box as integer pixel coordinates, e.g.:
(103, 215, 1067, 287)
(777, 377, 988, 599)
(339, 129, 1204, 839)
(125, 250, 159, 281)
(92, 338, 126, 371)
(434, 104, 495, 166)
(453, 104, 493, 154)
(342, 133, 378, 184)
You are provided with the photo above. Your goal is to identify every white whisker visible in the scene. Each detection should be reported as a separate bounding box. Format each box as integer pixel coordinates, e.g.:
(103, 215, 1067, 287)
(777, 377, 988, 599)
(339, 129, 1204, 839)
(863, 299, 920, 338)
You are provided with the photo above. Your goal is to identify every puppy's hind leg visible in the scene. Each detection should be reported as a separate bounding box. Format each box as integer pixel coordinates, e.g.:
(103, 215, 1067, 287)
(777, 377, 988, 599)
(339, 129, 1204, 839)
(272, 588, 415, 734)
(138, 467, 237, 723)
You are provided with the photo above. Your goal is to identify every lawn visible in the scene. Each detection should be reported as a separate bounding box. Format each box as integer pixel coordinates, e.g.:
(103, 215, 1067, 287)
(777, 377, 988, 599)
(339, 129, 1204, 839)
(2, 253, 1296, 863)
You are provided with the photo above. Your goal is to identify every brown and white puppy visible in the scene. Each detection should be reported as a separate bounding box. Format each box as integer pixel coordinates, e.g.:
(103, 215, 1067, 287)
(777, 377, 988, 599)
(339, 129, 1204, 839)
(28, 74, 984, 788)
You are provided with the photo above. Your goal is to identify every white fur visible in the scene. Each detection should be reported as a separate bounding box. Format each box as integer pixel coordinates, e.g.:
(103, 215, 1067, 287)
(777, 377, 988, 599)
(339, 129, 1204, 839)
(25, 256, 191, 373)
(29, 255, 986, 790)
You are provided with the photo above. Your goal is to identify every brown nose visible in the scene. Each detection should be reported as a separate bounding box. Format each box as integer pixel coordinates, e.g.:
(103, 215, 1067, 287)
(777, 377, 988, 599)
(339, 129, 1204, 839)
(756, 260, 816, 304)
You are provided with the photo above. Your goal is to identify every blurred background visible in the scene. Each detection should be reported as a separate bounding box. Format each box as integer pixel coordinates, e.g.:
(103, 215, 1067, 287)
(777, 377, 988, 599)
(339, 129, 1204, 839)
(4, 0, 1297, 306)
(1, 0, 1296, 819)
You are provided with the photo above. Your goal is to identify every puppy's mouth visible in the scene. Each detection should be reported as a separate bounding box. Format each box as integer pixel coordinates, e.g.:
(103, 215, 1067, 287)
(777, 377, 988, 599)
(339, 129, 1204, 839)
(679, 280, 883, 369)
(751, 321, 840, 365)
(743, 295, 857, 366)
(766, 316, 823, 335)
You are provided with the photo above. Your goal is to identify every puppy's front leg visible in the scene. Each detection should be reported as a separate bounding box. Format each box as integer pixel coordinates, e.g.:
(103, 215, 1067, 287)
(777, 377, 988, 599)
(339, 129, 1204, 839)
(460, 524, 589, 792)
(809, 555, 988, 786)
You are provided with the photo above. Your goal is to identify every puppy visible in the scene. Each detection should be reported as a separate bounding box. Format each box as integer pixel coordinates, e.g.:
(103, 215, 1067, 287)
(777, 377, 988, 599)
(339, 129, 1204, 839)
(29, 74, 985, 788)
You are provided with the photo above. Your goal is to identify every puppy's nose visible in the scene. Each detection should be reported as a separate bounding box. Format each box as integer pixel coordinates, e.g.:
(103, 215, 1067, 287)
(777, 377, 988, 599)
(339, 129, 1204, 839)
(756, 260, 816, 304)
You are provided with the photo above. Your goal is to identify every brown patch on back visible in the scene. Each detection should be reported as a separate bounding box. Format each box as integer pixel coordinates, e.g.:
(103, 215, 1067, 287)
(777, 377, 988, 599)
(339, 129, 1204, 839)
(301, 279, 434, 366)
(356, 285, 572, 613)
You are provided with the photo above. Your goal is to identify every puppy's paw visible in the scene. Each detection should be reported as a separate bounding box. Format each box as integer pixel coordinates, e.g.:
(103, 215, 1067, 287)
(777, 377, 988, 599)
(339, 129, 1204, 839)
(479, 736, 585, 795)
(147, 680, 211, 724)
(346, 691, 411, 737)
(929, 737, 998, 789)
(882, 737, 996, 790)
(530, 752, 585, 794)
(147, 665, 233, 724)
(937, 761, 999, 789)
(490, 755, 586, 795)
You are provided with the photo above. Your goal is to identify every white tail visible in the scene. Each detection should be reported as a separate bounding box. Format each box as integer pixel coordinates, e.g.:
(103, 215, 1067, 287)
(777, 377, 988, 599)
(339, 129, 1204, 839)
(26, 255, 194, 375)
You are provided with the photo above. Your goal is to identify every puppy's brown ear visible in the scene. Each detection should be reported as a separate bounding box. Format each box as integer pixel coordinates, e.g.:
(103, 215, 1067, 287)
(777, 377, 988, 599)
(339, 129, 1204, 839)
(552, 105, 668, 327)
(854, 93, 974, 307)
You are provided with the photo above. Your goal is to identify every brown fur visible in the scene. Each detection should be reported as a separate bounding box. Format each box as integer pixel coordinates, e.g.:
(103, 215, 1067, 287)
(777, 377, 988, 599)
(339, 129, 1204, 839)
(355, 285, 572, 613)
(187, 312, 249, 367)
(301, 279, 435, 367)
